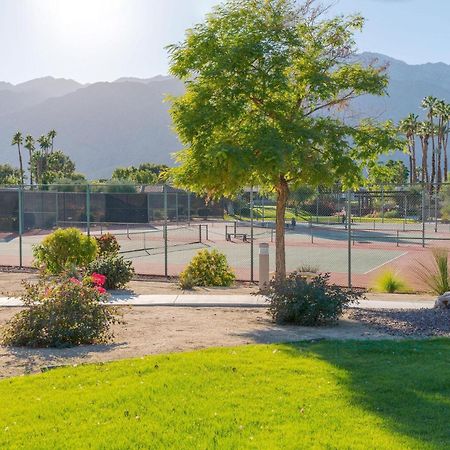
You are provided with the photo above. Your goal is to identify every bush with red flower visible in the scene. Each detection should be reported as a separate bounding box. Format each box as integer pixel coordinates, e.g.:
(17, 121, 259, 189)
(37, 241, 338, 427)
(1, 273, 122, 348)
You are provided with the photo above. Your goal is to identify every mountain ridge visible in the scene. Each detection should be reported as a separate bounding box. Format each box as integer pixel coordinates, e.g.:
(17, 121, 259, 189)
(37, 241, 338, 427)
(1, 53, 450, 178)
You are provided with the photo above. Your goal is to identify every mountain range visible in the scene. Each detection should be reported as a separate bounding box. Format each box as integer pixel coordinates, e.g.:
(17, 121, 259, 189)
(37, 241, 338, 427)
(1, 52, 450, 179)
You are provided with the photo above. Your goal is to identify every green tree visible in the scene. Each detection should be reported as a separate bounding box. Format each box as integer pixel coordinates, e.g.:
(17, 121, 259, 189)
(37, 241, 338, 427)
(31, 150, 77, 184)
(168, 0, 402, 277)
(0, 164, 22, 185)
(48, 129, 57, 153)
(11, 132, 24, 185)
(367, 160, 409, 187)
(422, 96, 438, 188)
(418, 121, 432, 184)
(112, 163, 168, 186)
(24, 135, 35, 185)
(436, 100, 450, 183)
(399, 114, 418, 183)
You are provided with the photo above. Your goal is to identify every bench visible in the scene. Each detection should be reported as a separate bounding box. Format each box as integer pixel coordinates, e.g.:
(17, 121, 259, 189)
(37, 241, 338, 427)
(226, 232, 249, 242)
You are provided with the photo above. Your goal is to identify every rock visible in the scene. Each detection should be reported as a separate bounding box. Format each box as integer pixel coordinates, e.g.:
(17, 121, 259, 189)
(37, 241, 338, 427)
(435, 292, 450, 309)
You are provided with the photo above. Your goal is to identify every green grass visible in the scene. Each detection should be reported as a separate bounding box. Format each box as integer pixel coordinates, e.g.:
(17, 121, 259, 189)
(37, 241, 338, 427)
(1, 340, 449, 449)
(229, 205, 418, 225)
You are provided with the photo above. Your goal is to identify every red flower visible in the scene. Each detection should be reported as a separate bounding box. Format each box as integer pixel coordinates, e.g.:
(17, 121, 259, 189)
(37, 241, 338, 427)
(95, 286, 107, 295)
(69, 277, 81, 285)
(91, 273, 107, 287)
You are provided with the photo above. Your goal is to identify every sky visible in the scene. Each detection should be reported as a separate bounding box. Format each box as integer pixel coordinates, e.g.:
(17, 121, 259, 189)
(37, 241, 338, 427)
(0, 0, 449, 84)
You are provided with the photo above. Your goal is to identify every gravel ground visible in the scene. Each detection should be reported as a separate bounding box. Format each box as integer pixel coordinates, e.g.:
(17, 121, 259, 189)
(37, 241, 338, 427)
(349, 308, 450, 337)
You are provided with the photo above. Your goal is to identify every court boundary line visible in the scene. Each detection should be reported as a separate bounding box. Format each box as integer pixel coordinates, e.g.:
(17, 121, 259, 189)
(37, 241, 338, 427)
(363, 251, 409, 275)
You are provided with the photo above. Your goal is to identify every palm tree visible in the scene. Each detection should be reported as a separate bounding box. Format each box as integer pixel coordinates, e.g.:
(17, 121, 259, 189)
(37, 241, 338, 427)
(36, 135, 51, 184)
(399, 113, 418, 183)
(11, 132, 24, 185)
(47, 129, 57, 153)
(418, 121, 431, 184)
(422, 96, 439, 189)
(437, 102, 450, 183)
(24, 135, 35, 186)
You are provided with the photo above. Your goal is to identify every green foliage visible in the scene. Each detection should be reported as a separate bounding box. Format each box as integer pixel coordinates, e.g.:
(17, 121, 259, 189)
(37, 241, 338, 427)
(95, 233, 120, 256)
(167, 0, 403, 277)
(180, 249, 235, 287)
(91, 180, 137, 193)
(415, 248, 450, 295)
(1, 276, 121, 347)
(33, 228, 98, 274)
(367, 160, 409, 187)
(0, 163, 22, 185)
(87, 255, 135, 290)
(374, 271, 407, 293)
(263, 271, 362, 326)
(31, 149, 78, 185)
(440, 184, 450, 222)
(168, 0, 402, 196)
(0, 341, 449, 448)
(111, 163, 169, 185)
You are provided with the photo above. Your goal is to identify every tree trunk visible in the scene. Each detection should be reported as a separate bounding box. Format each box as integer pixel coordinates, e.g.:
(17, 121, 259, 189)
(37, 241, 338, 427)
(28, 150, 33, 186)
(17, 145, 24, 185)
(444, 137, 448, 183)
(275, 175, 289, 279)
(412, 138, 417, 183)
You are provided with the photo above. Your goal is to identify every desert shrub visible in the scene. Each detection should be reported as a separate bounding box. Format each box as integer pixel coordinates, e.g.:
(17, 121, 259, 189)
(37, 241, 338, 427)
(33, 228, 98, 274)
(179, 271, 195, 290)
(297, 264, 319, 274)
(415, 248, 450, 295)
(95, 233, 120, 256)
(373, 270, 407, 293)
(1, 276, 121, 347)
(87, 255, 134, 290)
(263, 271, 362, 326)
(179, 249, 235, 287)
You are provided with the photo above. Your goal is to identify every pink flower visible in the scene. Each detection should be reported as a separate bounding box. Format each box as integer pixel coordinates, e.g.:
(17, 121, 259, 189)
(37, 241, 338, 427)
(69, 277, 82, 285)
(91, 273, 107, 287)
(95, 286, 107, 295)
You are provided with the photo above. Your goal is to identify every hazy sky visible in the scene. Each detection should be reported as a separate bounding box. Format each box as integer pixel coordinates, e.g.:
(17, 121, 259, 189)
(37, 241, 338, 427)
(1, 0, 449, 84)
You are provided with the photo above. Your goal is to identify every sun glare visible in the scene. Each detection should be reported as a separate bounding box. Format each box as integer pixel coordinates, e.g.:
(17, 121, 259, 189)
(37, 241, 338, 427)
(38, 0, 131, 47)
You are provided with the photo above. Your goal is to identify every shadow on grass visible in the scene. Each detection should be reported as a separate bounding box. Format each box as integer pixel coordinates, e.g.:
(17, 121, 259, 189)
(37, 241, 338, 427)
(282, 339, 450, 448)
(3, 342, 125, 375)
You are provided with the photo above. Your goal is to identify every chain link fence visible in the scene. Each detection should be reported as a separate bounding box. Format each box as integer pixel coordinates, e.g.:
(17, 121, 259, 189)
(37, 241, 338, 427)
(1, 183, 450, 290)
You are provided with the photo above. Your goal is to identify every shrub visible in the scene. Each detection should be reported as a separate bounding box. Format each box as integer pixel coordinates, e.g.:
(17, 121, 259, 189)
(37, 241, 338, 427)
(95, 233, 120, 256)
(1, 276, 121, 347)
(373, 270, 407, 293)
(87, 255, 135, 290)
(33, 228, 98, 274)
(415, 248, 450, 295)
(263, 271, 362, 326)
(179, 249, 235, 287)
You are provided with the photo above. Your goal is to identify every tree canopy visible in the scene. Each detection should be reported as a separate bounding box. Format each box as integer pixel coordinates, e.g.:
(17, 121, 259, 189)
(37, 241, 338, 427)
(168, 0, 402, 277)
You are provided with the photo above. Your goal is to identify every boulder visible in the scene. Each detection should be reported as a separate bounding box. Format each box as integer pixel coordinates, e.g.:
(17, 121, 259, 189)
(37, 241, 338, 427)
(435, 292, 450, 309)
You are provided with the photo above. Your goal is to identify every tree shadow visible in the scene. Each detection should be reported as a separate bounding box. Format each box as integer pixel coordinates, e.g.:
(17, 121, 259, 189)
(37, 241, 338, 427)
(2, 341, 126, 376)
(279, 339, 450, 448)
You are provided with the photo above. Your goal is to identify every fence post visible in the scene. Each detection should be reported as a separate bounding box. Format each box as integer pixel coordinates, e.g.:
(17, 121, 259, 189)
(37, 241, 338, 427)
(403, 193, 407, 232)
(347, 190, 352, 288)
(187, 192, 191, 226)
(250, 187, 254, 283)
(434, 183, 438, 233)
(381, 185, 385, 224)
(86, 184, 91, 236)
(422, 184, 426, 248)
(316, 191, 319, 224)
(164, 184, 168, 278)
(147, 191, 151, 223)
(18, 186, 23, 268)
(176, 191, 179, 225)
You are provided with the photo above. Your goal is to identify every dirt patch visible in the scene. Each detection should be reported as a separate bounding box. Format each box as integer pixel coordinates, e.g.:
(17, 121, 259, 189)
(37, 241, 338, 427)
(0, 272, 257, 297)
(0, 306, 390, 379)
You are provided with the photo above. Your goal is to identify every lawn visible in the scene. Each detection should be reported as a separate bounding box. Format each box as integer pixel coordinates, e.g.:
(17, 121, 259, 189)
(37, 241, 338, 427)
(0, 339, 449, 449)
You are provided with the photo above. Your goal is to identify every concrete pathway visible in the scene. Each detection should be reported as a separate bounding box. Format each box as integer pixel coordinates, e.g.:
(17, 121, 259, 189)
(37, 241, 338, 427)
(0, 294, 435, 309)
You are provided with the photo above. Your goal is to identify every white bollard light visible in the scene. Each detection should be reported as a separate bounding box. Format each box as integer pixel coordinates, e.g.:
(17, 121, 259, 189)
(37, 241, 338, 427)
(259, 243, 270, 289)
